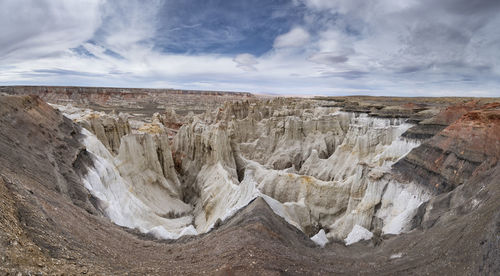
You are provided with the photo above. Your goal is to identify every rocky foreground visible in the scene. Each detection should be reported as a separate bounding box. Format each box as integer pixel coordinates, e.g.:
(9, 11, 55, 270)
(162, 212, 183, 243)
(0, 90, 499, 275)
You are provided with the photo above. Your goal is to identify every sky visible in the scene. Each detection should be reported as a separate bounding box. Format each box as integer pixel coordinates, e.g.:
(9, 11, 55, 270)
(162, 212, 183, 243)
(1, 0, 500, 96)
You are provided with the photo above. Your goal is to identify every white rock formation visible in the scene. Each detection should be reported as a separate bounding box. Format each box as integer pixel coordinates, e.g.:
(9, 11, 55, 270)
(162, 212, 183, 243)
(344, 225, 373, 245)
(50, 104, 131, 153)
(57, 99, 432, 245)
(80, 129, 194, 239)
(224, 109, 430, 240)
(115, 134, 184, 210)
(311, 229, 329, 247)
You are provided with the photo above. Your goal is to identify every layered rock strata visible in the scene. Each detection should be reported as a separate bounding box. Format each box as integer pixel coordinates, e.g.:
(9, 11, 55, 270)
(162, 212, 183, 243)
(394, 102, 500, 194)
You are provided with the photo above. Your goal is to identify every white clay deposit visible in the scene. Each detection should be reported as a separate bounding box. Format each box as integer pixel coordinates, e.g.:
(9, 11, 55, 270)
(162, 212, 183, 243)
(58, 99, 432, 246)
(344, 225, 374, 245)
(311, 229, 329, 247)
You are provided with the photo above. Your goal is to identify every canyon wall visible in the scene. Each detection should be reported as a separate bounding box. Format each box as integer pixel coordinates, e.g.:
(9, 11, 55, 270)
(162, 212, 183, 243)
(1, 93, 498, 274)
(0, 86, 255, 117)
(61, 96, 438, 244)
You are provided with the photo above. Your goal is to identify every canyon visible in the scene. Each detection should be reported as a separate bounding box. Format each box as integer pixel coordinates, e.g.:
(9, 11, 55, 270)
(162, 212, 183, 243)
(0, 87, 499, 275)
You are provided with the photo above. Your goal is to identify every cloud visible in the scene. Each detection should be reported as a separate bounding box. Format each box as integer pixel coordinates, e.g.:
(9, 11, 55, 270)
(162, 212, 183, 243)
(33, 68, 104, 77)
(319, 70, 367, 80)
(0, 0, 499, 97)
(273, 27, 310, 48)
(299, 0, 500, 74)
(233, 54, 259, 71)
(97, 0, 161, 51)
(309, 52, 348, 65)
(0, 0, 103, 62)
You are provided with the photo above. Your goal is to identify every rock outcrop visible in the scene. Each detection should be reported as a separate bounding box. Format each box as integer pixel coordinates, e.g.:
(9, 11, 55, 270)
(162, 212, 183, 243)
(402, 100, 482, 139)
(58, 96, 431, 241)
(169, 99, 431, 240)
(0, 95, 94, 211)
(51, 104, 132, 153)
(80, 113, 131, 153)
(116, 134, 183, 198)
(394, 102, 500, 194)
(79, 128, 195, 239)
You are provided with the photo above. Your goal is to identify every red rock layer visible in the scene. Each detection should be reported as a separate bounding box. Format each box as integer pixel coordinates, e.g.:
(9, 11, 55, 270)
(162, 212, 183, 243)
(394, 102, 500, 193)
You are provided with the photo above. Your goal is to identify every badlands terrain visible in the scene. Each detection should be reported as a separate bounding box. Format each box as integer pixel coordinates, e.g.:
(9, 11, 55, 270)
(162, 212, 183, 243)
(0, 86, 499, 275)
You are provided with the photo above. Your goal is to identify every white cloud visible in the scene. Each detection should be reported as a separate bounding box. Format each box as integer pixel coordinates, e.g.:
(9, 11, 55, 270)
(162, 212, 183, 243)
(98, 0, 161, 52)
(0, 0, 103, 62)
(233, 53, 259, 71)
(0, 0, 499, 97)
(308, 52, 348, 65)
(273, 27, 310, 48)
